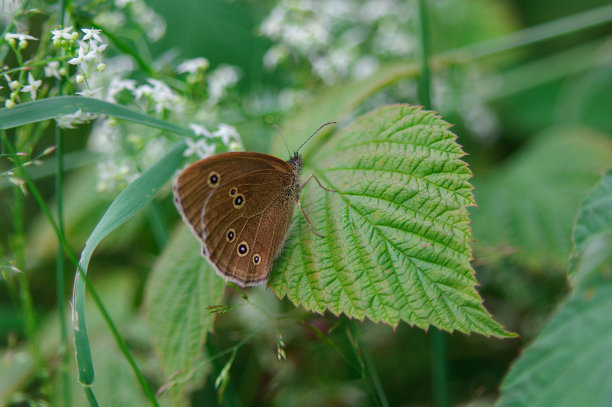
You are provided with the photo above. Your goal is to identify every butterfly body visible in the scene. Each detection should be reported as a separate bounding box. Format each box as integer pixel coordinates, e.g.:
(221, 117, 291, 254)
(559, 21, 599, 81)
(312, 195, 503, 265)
(173, 151, 302, 287)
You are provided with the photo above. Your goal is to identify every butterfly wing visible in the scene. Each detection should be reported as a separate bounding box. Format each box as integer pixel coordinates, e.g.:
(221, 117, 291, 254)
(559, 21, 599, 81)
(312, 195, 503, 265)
(173, 152, 290, 242)
(201, 169, 297, 286)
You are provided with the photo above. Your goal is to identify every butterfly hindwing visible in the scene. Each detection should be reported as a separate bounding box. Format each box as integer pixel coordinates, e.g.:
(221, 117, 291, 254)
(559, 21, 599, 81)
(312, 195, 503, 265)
(202, 170, 296, 286)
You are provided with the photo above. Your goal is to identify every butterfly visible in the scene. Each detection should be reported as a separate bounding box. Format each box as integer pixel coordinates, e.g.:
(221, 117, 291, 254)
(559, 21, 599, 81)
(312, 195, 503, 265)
(173, 122, 335, 287)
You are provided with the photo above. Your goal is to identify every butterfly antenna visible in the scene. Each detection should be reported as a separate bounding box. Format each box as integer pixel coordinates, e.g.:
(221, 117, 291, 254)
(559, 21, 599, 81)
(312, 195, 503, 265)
(274, 124, 292, 157)
(296, 121, 337, 153)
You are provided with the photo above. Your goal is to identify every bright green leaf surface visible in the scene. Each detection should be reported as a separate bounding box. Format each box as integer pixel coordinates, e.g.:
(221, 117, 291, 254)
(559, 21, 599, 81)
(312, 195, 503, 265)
(471, 128, 612, 270)
(498, 236, 612, 406)
(146, 226, 225, 403)
(570, 168, 612, 274)
(269, 104, 511, 337)
(72, 143, 185, 385)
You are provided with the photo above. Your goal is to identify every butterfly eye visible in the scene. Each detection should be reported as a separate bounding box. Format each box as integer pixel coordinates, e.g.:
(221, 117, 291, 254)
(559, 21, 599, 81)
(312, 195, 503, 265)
(233, 194, 245, 209)
(226, 228, 236, 243)
(252, 254, 261, 265)
(237, 241, 249, 257)
(207, 171, 221, 187)
(229, 187, 237, 197)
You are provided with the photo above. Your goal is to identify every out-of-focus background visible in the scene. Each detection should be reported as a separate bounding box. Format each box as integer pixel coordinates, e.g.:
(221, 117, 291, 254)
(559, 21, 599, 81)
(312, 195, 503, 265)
(1, 0, 612, 405)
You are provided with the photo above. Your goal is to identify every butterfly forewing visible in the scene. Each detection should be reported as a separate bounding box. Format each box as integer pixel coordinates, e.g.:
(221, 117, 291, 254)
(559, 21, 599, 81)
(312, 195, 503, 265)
(173, 152, 290, 241)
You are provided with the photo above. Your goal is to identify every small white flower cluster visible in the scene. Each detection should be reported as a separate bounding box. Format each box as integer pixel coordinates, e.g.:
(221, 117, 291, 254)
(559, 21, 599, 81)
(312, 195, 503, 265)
(56, 109, 99, 129)
(260, 0, 415, 84)
(4, 32, 37, 50)
(63, 27, 107, 87)
(2, 32, 42, 107)
(184, 123, 243, 159)
(133, 79, 182, 114)
(95, 0, 166, 42)
(207, 65, 241, 105)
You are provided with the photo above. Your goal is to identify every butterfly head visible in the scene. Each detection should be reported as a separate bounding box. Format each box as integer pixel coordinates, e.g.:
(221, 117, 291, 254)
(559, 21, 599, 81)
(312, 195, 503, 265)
(288, 152, 302, 174)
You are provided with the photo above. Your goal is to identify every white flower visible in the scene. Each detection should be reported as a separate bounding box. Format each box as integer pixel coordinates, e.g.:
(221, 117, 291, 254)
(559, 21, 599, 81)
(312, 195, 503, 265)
(135, 79, 180, 114)
(107, 77, 136, 102)
(51, 26, 74, 41)
(81, 28, 102, 42)
(213, 124, 241, 146)
(114, 0, 135, 8)
(184, 138, 215, 159)
(5, 32, 38, 41)
(56, 109, 98, 129)
(263, 45, 288, 70)
(76, 87, 103, 98)
(44, 61, 61, 79)
(176, 57, 209, 74)
(207, 65, 240, 104)
(189, 123, 211, 138)
(68, 46, 95, 66)
(86, 40, 107, 58)
(20, 73, 42, 99)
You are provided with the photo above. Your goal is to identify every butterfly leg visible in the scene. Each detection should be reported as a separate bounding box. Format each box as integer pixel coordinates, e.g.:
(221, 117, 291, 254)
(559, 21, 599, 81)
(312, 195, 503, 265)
(302, 173, 336, 192)
(297, 198, 325, 237)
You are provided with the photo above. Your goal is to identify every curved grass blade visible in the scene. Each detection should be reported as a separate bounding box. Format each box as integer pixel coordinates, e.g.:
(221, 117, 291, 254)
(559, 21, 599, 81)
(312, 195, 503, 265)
(73, 142, 185, 384)
(0, 96, 192, 136)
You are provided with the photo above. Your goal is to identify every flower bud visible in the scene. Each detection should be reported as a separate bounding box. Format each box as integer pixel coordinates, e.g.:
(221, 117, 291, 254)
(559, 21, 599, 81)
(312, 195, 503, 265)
(97, 63, 106, 72)
(5, 99, 16, 108)
(9, 80, 21, 91)
(76, 74, 85, 84)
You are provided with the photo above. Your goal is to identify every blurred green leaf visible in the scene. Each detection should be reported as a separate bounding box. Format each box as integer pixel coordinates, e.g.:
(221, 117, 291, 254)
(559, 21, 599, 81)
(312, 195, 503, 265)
(270, 63, 419, 159)
(498, 233, 612, 406)
(145, 226, 225, 404)
(270, 104, 512, 337)
(73, 143, 185, 385)
(471, 127, 612, 270)
(570, 168, 612, 278)
(428, 0, 518, 53)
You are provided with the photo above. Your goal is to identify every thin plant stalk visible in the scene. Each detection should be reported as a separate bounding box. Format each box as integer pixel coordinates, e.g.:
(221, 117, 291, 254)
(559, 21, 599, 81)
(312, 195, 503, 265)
(347, 321, 390, 407)
(417, 1, 450, 407)
(56, 1, 72, 404)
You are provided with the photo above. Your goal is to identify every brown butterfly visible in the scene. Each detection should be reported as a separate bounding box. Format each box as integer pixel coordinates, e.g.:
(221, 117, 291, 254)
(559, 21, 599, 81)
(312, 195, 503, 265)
(173, 123, 335, 287)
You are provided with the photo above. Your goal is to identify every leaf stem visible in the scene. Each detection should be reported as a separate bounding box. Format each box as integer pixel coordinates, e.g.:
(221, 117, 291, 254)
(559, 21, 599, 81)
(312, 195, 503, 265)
(417, 2, 450, 407)
(417, 0, 432, 111)
(347, 321, 389, 407)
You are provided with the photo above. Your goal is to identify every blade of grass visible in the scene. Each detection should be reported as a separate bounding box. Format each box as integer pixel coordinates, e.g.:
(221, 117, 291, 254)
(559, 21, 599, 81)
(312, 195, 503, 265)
(83, 387, 99, 407)
(72, 141, 185, 385)
(441, 3, 612, 63)
(0, 96, 193, 136)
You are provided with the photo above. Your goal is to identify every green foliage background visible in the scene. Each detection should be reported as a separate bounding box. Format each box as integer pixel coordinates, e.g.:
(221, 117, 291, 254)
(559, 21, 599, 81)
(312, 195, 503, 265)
(1, 0, 612, 406)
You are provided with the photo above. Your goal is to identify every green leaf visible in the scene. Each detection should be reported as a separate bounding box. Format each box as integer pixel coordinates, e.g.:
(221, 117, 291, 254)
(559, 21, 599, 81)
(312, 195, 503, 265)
(0, 96, 192, 135)
(498, 235, 612, 407)
(269, 104, 511, 337)
(72, 142, 185, 385)
(145, 226, 225, 403)
(570, 168, 612, 275)
(471, 128, 612, 270)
